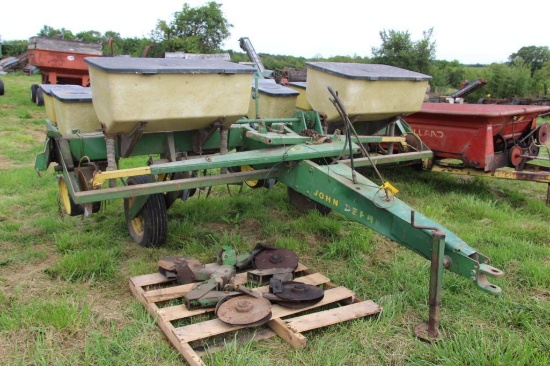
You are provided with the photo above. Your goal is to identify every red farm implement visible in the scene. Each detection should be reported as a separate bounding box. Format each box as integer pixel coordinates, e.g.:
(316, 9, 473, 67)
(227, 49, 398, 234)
(27, 37, 102, 105)
(404, 102, 550, 203)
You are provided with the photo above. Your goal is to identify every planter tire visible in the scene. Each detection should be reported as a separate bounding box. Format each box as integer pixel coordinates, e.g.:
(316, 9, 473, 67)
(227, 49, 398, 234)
(35, 87, 44, 106)
(31, 84, 39, 102)
(124, 175, 167, 247)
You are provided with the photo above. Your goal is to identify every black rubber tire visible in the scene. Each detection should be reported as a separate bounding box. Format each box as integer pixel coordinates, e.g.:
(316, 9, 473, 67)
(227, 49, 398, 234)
(492, 134, 507, 153)
(124, 175, 167, 247)
(0, 80, 4, 95)
(31, 84, 39, 102)
(287, 187, 331, 215)
(91, 201, 102, 214)
(35, 87, 44, 106)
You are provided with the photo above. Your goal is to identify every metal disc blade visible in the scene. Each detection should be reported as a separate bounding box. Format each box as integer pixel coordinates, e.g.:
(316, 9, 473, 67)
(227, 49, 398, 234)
(275, 299, 324, 309)
(216, 295, 272, 326)
(275, 281, 324, 302)
(240, 311, 273, 328)
(253, 248, 299, 270)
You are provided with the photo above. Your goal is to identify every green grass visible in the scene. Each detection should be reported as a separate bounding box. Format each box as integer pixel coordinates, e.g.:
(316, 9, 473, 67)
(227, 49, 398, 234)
(0, 72, 549, 365)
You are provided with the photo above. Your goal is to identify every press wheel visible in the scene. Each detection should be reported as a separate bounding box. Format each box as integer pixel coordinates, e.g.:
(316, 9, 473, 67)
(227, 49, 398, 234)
(241, 165, 265, 188)
(58, 176, 100, 216)
(58, 176, 84, 216)
(124, 175, 167, 247)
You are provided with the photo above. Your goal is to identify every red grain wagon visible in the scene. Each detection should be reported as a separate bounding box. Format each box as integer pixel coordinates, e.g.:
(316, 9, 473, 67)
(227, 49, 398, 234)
(27, 37, 102, 105)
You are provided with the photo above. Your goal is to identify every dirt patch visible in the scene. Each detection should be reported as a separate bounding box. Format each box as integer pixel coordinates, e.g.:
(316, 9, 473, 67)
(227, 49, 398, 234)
(28, 129, 46, 141)
(0, 250, 58, 301)
(0, 104, 17, 110)
(0, 245, 138, 365)
(0, 155, 12, 169)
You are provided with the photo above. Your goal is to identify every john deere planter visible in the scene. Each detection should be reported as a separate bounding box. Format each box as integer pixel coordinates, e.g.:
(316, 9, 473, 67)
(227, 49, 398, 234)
(35, 57, 503, 338)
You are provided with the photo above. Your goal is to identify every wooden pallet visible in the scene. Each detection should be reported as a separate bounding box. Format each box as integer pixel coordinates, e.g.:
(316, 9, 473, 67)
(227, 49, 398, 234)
(129, 264, 381, 366)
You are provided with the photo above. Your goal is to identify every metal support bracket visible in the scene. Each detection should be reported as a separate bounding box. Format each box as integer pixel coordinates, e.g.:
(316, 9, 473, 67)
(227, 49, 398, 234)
(120, 122, 147, 158)
(163, 132, 177, 162)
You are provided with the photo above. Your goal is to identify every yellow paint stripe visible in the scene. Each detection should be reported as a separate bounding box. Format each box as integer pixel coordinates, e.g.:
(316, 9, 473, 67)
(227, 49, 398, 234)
(91, 167, 152, 188)
(379, 136, 406, 142)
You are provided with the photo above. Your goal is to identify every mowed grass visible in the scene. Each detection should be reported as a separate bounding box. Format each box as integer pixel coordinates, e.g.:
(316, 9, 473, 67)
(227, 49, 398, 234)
(0, 72, 549, 365)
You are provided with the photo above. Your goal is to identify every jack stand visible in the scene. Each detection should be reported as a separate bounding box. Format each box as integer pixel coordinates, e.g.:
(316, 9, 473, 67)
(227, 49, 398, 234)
(411, 211, 445, 341)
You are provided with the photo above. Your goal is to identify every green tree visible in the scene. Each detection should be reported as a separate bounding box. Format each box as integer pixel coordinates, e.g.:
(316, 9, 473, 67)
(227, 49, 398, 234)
(37, 25, 75, 40)
(1, 40, 28, 57)
(509, 46, 550, 77)
(371, 28, 436, 75)
(430, 60, 467, 92)
(479, 61, 531, 98)
(152, 1, 232, 54)
(75, 30, 103, 43)
(532, 60, 550, 96)
(100, 31, 152, 57)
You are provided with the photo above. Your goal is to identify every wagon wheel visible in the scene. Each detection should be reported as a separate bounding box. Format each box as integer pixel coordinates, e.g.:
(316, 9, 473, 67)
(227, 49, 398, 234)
(287, 187, 331, 215)
(0, 80, 4, 95)
(124, 175, 167, 247)
(35, 87, 44, 106)
(508, 145, 526, 169)
(31, 84, 39, 103)
(536, 123, 549, 145)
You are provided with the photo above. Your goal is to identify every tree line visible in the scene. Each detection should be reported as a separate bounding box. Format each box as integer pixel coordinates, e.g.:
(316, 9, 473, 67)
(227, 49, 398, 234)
(1, 1, 548, 101)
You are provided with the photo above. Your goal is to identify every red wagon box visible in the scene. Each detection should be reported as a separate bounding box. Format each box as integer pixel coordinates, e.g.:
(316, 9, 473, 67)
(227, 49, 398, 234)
(404, 103, 550, 171)
(28, 37, 102, 86)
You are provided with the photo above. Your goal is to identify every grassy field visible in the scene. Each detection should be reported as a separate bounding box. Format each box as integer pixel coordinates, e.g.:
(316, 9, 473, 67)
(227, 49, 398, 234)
(0, 72, 549, 366)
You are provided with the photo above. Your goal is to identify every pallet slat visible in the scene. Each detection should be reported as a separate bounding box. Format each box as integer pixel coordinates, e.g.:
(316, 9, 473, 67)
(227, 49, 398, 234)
(174, 286, 355, 343)
(267, 317, 307, 349)
(129, 264, 381, 365)
(129, 276, 206, 366)
(286, 300, 381, 333)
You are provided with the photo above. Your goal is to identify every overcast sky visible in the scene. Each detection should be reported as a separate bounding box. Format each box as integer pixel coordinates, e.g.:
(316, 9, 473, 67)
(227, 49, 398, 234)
(2, 0, 548, 65)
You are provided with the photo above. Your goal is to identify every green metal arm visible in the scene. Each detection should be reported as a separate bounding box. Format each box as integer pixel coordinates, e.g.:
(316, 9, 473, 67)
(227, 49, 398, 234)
(277, 159, 504, 294)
